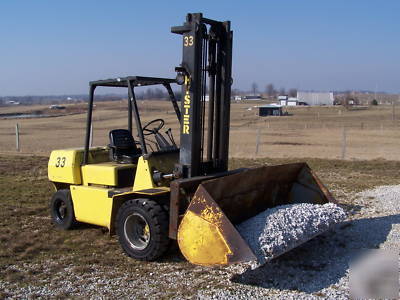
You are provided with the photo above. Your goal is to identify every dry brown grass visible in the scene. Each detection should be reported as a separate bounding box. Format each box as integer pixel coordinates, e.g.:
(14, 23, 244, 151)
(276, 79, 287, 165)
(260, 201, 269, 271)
(0, 100, 399, 161)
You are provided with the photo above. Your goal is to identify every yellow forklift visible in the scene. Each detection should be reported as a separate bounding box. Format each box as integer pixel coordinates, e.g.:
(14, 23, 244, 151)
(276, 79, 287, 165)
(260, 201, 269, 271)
(48, 13, 335, 266)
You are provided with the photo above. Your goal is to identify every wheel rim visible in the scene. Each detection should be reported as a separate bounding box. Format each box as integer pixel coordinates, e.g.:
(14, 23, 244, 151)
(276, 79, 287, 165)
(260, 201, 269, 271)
(124, 213, 151, 250)
(54, 199, 67, 222)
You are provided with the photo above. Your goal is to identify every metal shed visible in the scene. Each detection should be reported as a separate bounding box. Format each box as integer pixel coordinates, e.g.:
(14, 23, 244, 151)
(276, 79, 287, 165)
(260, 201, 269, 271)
(259, 105, 283, 116)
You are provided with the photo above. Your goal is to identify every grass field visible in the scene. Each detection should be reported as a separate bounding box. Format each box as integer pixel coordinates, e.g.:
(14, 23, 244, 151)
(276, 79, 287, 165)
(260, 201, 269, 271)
(0, 101, 399, 160)
(1, 154, 400, 298)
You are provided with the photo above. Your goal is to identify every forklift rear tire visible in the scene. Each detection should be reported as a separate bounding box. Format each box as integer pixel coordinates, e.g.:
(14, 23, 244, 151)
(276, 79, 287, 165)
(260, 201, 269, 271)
(116, 198, 170, 261)
(50, 189, 77, 230)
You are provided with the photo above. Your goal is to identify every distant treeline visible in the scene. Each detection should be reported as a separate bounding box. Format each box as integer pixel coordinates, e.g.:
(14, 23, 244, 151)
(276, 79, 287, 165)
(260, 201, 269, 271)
(0, 86, 397, 107)
(237, 82, 398, 99)
(0, 88, 182, 106)
(0, 94, 120, 106)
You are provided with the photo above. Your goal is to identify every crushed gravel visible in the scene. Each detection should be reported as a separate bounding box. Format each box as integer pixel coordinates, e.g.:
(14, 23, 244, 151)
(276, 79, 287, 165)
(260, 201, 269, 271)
(357, 185, 400, 214)
(236, 203, 346, 266)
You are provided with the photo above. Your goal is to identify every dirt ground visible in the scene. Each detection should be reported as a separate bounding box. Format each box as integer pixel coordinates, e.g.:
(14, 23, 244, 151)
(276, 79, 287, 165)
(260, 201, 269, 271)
(0, 155, 399, 298)
(0, 101, 399, 160)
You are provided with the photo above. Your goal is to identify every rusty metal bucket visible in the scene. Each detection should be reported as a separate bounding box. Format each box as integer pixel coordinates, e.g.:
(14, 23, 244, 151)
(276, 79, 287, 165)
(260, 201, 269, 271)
(177, 163, 336, 266)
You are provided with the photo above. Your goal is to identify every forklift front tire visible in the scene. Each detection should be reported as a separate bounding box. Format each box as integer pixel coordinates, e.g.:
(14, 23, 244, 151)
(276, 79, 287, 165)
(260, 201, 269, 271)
(116, 198, 170, 261)
(50, 189, 77, 230)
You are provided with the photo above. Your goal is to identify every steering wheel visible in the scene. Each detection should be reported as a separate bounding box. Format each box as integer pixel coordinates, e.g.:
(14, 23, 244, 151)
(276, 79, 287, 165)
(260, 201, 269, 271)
(142, 119, 165, 136)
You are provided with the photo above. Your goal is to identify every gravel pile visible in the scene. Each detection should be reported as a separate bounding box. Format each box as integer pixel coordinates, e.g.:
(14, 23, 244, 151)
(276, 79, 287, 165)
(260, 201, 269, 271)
(236, 203, 346, 265)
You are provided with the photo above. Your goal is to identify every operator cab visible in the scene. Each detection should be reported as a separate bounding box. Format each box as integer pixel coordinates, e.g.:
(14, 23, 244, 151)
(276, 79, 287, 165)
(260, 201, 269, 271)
(83, 76, 181, 167)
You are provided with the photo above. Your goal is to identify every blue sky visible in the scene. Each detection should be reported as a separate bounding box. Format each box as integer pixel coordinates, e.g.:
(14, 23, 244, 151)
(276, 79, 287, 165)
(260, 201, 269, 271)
(0, 1, 399, 96)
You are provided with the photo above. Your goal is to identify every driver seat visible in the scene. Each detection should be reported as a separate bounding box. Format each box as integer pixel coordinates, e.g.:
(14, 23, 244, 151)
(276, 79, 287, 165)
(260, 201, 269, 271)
(108, 129, 141, 164)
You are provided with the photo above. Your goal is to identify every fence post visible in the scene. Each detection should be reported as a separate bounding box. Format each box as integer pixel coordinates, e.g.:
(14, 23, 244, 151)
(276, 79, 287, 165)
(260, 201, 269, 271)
(341, 127, 347, 159)
(392, 101, 396, 122)
(255, 128, 261, 155)
(15, 124, 20, 152)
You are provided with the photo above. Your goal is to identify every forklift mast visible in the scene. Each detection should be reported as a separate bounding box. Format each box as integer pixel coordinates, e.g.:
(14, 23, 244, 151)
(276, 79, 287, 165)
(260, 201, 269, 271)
(172, 13, 233, 178)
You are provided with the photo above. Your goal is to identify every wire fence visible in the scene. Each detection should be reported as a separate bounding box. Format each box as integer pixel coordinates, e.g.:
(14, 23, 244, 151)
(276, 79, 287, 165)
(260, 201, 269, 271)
(3, 120, 399, 161)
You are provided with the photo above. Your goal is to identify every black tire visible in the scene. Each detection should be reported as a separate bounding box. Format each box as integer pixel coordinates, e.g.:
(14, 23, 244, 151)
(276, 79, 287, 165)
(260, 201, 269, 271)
(50, 189, 77, 230)
(116, 198, 170, 261)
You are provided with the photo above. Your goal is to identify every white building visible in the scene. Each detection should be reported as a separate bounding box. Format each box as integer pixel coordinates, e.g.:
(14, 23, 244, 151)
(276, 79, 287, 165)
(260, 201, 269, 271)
(6, 100, 20, 105)
(278, 95, 299, 106)
(297, 92, 334, 106)
(287, 97, 299, 106)
(278, 95, 288, 106)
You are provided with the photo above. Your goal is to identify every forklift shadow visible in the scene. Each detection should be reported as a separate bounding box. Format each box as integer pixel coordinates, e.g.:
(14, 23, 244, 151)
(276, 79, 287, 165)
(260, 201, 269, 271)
(73, 222, 106, 231)
(70, 223, 188, 263)
(160, 240, 187, 263)
(230, 213, 400, 293)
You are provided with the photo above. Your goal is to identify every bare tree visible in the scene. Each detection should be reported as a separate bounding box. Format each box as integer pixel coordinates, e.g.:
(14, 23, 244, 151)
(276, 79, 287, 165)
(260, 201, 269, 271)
(155, 88, 166, 99)
(265, 83, 275, 98)
(279, 87, 286, 96)
(288, 88, 297, 98)
(232, 88, 240, 96)
(251, 82, 258, 95)
(145, 88, 154, 99)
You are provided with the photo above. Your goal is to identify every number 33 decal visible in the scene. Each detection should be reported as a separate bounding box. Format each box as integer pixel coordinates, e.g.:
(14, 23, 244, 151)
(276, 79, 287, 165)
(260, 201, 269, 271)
(55, 157, 66, 167)
(184, 36, 194, 47)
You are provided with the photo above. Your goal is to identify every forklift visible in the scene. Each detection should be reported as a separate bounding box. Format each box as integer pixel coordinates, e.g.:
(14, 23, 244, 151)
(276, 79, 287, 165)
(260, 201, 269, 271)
(48, 13, 335, 266)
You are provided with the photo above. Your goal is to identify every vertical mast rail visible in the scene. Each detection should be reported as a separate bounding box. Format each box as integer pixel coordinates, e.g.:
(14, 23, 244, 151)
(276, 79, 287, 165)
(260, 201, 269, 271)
(172, 13, 233, 178)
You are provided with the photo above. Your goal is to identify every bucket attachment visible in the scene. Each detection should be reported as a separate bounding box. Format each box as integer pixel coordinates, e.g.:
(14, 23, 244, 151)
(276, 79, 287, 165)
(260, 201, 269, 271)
(177, 163, 336, 266)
